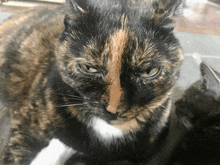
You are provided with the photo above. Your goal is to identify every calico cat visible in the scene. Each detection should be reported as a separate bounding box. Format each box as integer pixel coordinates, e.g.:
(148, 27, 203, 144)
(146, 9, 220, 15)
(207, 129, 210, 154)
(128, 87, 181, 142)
(167, 62, 220, 165)
(0, 0, 183, 164)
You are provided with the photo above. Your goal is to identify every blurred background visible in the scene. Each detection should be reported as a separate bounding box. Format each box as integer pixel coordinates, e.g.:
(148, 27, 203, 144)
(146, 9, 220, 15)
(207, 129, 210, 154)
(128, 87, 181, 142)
(0, 0, 220, 90)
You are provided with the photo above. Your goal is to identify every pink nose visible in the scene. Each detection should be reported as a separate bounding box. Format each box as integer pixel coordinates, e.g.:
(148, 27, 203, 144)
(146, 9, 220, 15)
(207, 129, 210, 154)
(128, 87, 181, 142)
(106, 105, 117, 114)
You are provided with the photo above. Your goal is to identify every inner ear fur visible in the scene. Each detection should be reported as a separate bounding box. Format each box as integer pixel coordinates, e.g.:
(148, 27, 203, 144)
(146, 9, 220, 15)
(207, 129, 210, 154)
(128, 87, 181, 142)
(200, 62, 220, 100)
(66, 0, 88, 12)
(151, 0, 182, 27)
(64, 0, 88, 27)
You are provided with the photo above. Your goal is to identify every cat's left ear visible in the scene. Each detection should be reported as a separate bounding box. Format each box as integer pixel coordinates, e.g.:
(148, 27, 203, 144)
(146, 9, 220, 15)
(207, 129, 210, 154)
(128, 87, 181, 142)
(151, 0, 182, 29)
(200, 62, 220, 100)
(64, 0, 88, 27)
(66, 0, 88, 13)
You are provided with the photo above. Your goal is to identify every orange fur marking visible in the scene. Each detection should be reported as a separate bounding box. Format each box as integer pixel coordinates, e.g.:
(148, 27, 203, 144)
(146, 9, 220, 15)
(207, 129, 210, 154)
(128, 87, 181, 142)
(113, 118, 140, 133)
(106, 29, 127, 114)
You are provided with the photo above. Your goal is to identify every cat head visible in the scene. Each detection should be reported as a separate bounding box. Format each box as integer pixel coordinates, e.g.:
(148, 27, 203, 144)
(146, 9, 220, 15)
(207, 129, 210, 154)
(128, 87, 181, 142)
(55, 0, 183, 134)
(175, 62, 220, 128)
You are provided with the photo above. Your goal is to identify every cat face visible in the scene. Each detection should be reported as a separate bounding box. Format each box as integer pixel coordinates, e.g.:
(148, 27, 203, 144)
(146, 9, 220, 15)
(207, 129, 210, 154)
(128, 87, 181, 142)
(176, 62, 220, 127)
(55, 0, 183, 133)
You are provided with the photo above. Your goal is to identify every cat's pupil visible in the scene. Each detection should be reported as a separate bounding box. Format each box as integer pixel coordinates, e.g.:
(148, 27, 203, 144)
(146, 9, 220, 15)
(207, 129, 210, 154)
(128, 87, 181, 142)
(85, 65, 90, 70)
(146, 68, 153, 74)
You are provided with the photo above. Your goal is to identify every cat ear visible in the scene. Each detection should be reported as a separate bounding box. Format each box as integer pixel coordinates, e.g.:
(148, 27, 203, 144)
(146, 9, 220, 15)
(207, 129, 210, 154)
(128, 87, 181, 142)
(66, 0, 88, 13)
(151, 0, 182, 28)
(200, 62, 220, 100)
(64, 0, 88, 27)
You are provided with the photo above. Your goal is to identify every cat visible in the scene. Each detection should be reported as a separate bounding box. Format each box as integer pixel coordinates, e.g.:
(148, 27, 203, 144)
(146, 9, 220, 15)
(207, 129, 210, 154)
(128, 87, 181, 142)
(167, 62, 220, 165)
(0, 0, 183, 164)
(107, 62, 220, 165)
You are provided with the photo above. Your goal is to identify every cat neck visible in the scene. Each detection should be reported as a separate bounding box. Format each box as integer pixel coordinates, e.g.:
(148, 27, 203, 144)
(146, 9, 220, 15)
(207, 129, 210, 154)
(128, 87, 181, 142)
(146, 111, 189, 165)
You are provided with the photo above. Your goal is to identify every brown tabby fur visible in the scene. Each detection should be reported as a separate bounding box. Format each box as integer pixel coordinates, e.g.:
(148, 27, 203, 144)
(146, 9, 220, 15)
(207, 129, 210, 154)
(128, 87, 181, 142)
(0, 6, 65, 164)
(0, 0, 183, 164)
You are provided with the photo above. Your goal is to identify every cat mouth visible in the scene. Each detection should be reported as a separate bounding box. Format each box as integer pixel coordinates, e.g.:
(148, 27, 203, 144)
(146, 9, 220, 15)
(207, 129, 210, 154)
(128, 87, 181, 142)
(91, 111, 118, 122)
(99, 109, 137, 123)
(110, 117, 142, 133)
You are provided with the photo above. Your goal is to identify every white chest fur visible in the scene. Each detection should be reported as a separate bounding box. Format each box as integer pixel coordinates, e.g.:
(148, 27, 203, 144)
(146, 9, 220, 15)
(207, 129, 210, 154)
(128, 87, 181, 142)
(30, 139, 76, 165)
(31, 118, 124, 165)
(89, 117, 124, 143)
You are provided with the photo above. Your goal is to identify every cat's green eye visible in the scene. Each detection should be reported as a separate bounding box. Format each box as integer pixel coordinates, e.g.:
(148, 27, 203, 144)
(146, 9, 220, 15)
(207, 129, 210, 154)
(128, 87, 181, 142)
(87, 67, 98, 73)
(78, 64, 99, 74)
(140, 67, 160, 78)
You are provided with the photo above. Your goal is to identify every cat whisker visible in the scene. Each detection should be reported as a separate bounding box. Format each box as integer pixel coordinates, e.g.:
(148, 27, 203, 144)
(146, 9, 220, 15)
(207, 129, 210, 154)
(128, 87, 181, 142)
(67, 97, 84, 101)
(58, 93, 83, 99)
(57, 104, 84, 107)
(66, 95, 83, 99)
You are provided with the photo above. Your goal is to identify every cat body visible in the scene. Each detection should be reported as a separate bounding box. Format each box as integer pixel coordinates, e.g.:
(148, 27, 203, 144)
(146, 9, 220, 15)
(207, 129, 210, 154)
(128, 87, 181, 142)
(168, 62, 220, 165)
(0, 0, 183, 164)
(0, 6, 66, 164)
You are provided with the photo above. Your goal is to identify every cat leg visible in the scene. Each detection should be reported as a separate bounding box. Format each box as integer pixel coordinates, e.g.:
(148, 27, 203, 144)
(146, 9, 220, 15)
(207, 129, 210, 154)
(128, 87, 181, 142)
(2, 124, 77, 165)
(31, 138, 76, 165)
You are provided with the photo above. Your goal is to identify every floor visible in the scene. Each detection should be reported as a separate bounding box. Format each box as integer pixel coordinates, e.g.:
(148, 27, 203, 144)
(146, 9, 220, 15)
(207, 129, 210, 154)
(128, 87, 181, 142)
(0, 0, 220, 90)
(174, 0, 220, 89)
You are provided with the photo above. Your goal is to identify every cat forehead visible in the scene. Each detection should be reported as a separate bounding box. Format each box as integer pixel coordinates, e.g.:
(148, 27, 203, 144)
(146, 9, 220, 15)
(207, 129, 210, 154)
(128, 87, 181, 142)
(62, 0, 183, 67)
(88, 0, 151, 20)
(82, 29, 179, 66)
(75, 0, 181, 24)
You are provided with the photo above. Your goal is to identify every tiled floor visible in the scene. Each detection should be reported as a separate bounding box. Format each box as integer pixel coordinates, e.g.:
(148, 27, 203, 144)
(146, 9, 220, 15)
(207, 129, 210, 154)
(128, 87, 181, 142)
(175, 32, 220, 89)
(0, 0, 220, 90)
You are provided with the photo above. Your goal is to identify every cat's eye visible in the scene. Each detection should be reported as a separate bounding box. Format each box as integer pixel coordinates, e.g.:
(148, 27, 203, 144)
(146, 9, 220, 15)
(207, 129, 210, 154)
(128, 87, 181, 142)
(78, 64, 99, 74)
(140, 67, 161, 78)
(87, 67, 98, 73)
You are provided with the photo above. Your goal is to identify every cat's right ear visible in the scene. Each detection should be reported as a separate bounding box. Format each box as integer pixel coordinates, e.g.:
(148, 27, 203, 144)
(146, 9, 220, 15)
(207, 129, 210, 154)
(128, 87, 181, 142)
(64, 0, 88, 27)
(200, 62, 220, 100)
(150, 0, 182, 29)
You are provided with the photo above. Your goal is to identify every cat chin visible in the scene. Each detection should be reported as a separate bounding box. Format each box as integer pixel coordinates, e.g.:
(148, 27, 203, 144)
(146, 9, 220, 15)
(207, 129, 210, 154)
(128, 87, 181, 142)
(87, 100, 172, 144)
(88, 117, 125, 143)
(30, 139, 76, 165)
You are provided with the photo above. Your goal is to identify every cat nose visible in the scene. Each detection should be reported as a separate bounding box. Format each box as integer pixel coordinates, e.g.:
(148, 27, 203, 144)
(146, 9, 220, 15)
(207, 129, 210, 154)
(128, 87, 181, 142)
(106, 105, 117, 114)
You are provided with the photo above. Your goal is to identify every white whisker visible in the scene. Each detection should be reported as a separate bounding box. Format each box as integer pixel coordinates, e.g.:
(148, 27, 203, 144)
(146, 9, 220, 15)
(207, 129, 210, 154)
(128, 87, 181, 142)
(58, 104, 84, 107)
(67, 98, 84, 101)
(66, 95, 83, 98)
(58, 93, 83, 99)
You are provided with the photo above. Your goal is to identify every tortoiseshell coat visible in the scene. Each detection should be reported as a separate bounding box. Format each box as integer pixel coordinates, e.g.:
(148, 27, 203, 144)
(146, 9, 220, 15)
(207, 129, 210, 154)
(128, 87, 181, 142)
(0, 0, 183, 164)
